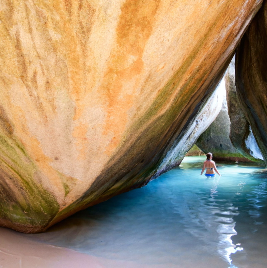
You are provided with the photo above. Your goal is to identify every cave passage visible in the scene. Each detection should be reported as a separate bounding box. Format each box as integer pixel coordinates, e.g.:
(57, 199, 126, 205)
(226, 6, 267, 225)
(2, 156, 264, 268)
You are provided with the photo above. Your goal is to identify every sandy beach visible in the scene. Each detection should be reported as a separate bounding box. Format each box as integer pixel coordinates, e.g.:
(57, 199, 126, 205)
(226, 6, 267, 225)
(0, 227, 105, 268)
(1, 157, 267, 268)
(0, 227, 167, 268)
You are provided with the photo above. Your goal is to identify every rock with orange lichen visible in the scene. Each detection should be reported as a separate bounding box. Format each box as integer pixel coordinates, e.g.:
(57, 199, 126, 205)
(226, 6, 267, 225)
(0, 0, 262, 233)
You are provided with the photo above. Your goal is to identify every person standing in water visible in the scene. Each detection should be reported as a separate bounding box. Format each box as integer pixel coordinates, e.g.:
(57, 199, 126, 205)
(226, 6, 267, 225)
(201, 152, 221, 177)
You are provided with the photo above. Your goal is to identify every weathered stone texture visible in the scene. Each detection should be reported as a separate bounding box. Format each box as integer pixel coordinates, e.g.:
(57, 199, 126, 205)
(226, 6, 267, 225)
(197, 57, 264, 164)
(196, 82, 249, 162)
(236, 0, 267, 164)
(226, 58, 264, 163)
(0, 0, 262, 232)
(154, 80, 225, 177)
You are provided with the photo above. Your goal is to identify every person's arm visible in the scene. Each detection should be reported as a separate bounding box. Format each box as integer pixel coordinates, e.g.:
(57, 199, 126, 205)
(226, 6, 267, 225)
(201, 162, 206, 175)
(213, 162, 221, 176)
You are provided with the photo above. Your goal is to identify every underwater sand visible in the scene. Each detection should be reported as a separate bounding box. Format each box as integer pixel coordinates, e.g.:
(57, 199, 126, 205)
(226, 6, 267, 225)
(1, 156, 267, 268)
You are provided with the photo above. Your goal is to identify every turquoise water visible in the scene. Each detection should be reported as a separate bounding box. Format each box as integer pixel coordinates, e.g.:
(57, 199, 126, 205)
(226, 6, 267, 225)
(26, 156, 267, 267)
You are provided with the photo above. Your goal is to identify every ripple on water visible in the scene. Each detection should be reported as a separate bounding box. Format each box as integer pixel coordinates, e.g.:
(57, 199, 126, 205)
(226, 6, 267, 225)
(19, 156, 267, 268)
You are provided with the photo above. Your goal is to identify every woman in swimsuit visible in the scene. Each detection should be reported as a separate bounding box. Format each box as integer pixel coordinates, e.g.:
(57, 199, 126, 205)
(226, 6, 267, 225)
(201, 152, 220, 177)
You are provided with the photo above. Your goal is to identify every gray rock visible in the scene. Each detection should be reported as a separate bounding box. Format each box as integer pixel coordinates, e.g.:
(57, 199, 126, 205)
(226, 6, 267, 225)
(226, 57, 264, 163)
(236, 1, 267, 165)
(197, 72, 263, 163)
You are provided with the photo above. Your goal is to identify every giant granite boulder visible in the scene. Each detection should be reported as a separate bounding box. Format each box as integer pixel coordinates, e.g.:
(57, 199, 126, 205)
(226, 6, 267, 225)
(0, 0, 262, 232)
(154, 79, 225, 176)
(236, 0, 267, 164)
(196, 58, 264, 163)
(226, 57, 264, 163)
(196, 80, 249, 162)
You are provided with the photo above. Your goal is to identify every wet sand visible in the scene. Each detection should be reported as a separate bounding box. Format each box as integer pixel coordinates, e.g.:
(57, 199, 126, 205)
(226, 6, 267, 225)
(0, 227, 167, 268)
(0, 227, 104, 268)
(1, 157, 267, 268)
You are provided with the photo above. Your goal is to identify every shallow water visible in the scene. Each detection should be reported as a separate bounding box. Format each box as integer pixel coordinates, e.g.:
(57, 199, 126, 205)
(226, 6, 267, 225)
(3, 156, 267, 267)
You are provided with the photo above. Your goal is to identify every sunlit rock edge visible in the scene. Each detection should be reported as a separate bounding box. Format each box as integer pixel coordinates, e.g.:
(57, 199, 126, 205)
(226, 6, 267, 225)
(0, 0, 263, 232)
(196, 57, 264, 164)
(154, 79, 225, 178)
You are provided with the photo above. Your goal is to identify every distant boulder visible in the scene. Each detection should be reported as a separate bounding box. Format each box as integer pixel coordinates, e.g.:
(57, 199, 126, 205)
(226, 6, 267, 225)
(226, 58, 264, 163)
(236, 0, 267, 164)
(196, 78, 251, 162)
(197, 58, 264, 164)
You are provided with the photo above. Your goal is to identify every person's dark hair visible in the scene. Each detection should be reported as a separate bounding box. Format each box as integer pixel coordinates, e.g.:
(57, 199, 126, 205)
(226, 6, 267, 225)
(206, 152, 212, 160)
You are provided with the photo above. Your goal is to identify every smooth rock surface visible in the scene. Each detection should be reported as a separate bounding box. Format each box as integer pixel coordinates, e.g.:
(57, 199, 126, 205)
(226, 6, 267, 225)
(154, 79, 225, 177)
(0, 0, 262, 232)
(196, 80, 250, 162)
(236, 0, 267, 165)
(225, 57, 264, 163)
(197, 58, 264, 164)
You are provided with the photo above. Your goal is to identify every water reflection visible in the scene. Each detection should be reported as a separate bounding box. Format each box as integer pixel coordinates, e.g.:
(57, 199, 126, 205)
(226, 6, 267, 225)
(20, 157, 267, 268)
(174, 174, 244, 267)
(210, 177, 243, 266)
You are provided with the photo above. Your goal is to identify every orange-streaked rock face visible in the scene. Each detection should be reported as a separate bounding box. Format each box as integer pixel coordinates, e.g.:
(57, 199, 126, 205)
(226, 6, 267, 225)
(0, 0, 262, 232)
